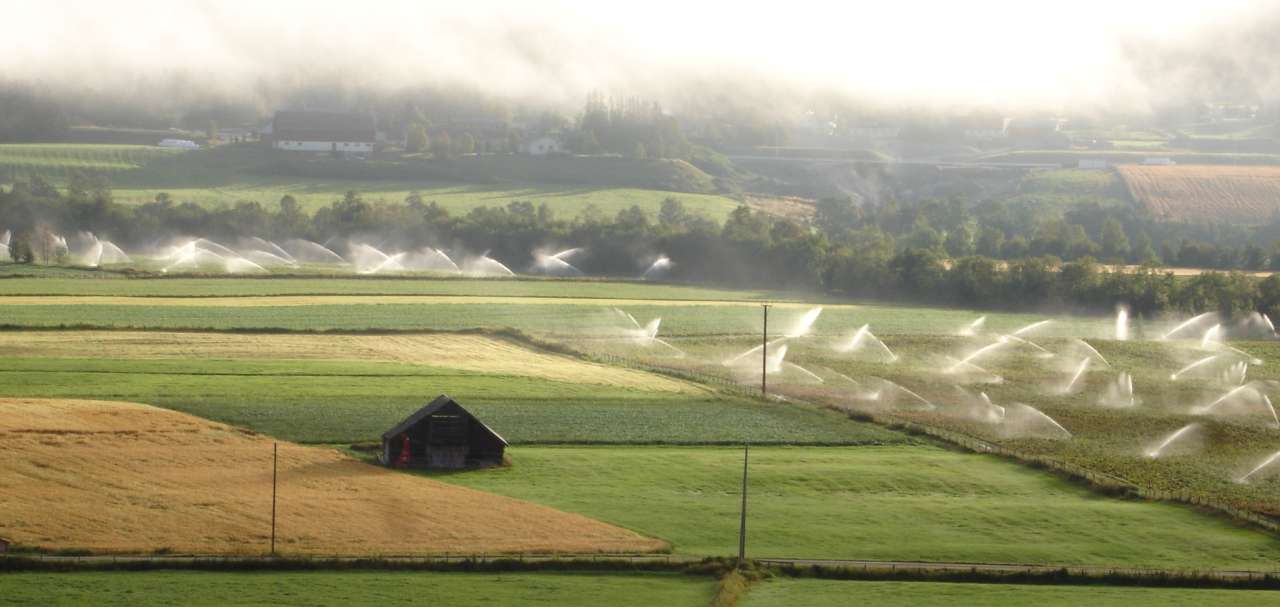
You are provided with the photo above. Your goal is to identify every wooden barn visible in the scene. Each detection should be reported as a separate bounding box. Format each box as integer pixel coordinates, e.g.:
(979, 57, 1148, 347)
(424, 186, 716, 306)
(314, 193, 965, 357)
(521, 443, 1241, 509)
(379, 395, 507, 469)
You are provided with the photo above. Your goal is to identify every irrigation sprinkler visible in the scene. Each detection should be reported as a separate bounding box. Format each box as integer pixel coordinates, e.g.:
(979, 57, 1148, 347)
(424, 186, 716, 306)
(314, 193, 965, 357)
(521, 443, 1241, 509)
(737, 443, 749, 567)
(761, 304, 770, 397)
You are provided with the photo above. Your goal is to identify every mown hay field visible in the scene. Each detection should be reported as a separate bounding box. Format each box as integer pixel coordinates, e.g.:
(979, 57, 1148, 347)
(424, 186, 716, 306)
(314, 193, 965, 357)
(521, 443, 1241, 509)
(1116, 163, 1280, 224)
(742, 580, 1280, 607)
(0, 571, 716, 607)
(430, 445, 1280, 569)
(0, 398, 664, 555)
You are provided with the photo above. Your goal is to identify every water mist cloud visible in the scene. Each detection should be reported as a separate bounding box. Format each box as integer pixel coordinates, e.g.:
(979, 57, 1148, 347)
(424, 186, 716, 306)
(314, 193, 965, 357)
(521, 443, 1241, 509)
(1, 0, 1273, 115)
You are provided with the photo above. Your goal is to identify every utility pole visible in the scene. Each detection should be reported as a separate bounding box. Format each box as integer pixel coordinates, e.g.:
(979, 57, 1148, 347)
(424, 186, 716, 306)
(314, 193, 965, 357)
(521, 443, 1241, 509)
(761, 304, 770, 397)
(737, 443, 749, 567)
(271, 442, 278, 557)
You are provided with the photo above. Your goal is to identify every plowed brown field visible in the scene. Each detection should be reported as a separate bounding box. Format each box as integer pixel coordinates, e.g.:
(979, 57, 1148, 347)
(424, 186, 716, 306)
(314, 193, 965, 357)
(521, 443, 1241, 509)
(0, 398, 666, 556)
(1116, 164, 1280, 224)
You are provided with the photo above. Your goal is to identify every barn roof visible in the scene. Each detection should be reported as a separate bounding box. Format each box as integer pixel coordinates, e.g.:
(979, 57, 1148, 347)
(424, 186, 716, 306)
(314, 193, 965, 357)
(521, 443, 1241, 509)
(381, 394, 508, 445)
(272, 111, 376, 141)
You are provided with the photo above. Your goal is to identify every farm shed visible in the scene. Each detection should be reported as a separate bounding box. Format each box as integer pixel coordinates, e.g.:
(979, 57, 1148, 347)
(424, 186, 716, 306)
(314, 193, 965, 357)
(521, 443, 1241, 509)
(380, 395, 507, 469)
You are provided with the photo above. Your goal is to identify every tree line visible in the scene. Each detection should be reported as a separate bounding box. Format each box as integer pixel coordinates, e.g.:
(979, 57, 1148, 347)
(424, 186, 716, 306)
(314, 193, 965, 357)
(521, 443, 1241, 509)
(815, 194, 1280, 273)
(2, 175, 1279, 321)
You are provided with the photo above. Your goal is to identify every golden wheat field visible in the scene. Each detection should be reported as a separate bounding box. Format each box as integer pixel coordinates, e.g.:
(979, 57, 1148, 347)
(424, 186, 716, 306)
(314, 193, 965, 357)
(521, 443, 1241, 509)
(1116, 164, 1280, 224)
(0, 331, 700, 393)
(0, 398, 667, 555)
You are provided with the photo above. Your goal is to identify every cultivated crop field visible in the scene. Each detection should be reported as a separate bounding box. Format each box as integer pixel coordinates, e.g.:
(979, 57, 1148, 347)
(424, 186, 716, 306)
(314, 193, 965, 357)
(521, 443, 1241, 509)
(109, 182, 740, 220)
(3, 273, 1280, 581)
(0, 571, 716, 607)
(0, 142, 738, 219)
(576, 330, 1280, 517)
(0, 275, 783, 299)
(0, 144, 181, 177)
(430, 445, 1280, 569)
(741, 580, 1280, 607)
(1116, 163, 1280, 224)
(0, 398, 662, 555)
(0, 332, 890, 445)
(0, 331, 700, 393)
(0, 294, 1109, 338)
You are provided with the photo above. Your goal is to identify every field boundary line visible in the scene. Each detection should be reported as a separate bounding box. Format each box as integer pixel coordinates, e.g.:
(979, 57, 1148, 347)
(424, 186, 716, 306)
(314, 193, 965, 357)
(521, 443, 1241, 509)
(5, 554, 1278, 589)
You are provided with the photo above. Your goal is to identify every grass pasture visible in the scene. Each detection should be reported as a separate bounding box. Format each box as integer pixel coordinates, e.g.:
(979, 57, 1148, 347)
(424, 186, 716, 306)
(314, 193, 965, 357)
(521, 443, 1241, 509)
(110, 182, 741, 220)
(0, 294, 1112, 339)
(578, 332, 1280, 517)
(0, 331, 700, 393)
(1014, 168, 1132, 208)
(0, 398, 663, 555)
(428, 445, 1280, 569)
(0, 275, 782, 299)
(1116, 164, 1280, 224)
(741, 579, 1280, 606)
(1, 142, 739, 219)
(0, 144, 181, 178)
(0, 331, 899, 445)
(0, 571, 716, 607)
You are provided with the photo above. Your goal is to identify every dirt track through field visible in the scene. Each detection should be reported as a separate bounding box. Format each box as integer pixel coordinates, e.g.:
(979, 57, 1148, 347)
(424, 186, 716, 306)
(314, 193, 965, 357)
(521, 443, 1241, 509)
(0, 398, 667, 556)
(0, 331, 702, 393)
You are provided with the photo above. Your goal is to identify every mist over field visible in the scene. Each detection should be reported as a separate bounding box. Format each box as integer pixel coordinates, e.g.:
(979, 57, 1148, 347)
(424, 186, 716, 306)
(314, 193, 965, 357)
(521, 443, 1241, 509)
(1, 0, 1277, 118)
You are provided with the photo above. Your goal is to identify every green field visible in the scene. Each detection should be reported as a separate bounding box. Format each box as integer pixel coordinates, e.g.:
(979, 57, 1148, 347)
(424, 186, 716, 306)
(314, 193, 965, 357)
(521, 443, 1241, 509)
(4, 273, 1279, 582)
(0, 300, 1109, 336)
(109, 182, 740, 220)
(0, 275, 784, 300)
(1, 142, 738, 219)
(742, 579, 1280, 606)
(0, 353, 900, 445)
(0, 571, 714, 606)
(426, 445, 1280, 569)
(595, 332, 1280, 516)
(0, 279, 1110, 338)
(0, 144, 181, 176)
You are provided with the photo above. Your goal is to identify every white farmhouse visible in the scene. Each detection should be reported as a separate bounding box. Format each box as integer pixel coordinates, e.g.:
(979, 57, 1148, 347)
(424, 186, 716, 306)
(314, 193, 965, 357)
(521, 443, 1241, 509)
(521, 135, 565, 156)
(270, 111, 376, 155)
(158, 138, 200, 149)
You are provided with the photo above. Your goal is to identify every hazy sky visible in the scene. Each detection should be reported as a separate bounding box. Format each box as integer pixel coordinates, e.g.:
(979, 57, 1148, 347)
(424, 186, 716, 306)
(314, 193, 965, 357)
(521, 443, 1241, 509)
(0, 0, 1269, 110)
